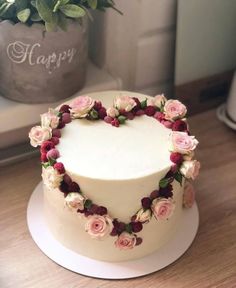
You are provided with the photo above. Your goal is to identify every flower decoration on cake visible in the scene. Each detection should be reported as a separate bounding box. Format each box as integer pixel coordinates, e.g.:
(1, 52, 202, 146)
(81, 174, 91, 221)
(29, 93, 200, 250)
(85, 215, 113, 239)
(65, 192, 85, 210)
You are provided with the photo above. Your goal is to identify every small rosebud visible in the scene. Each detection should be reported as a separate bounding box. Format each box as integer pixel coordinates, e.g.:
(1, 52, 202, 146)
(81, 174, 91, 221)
(62, 113, 71, 124)
(40, 141, 55, 153)
(54, 162, 65, 174)
(59, 104, 70, 113)
(46, 148, 60, 159)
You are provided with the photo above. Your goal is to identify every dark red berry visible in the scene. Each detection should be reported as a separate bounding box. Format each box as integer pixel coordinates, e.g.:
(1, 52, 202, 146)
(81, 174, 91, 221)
(98, 107, 107, 119)
(150, 190, 159, 200)
(132, 97, 141, 110)
(172, 120, 187, 132)
(125, 112, 135, 120)
(135, 237, 143, 246)
(57, 120, 65, 129)
(54, 162, 65, 174)
(89, 204, 98, 214)
(131, 221, 143, 233)
(93, 101, 102, 111)
(110, 227, 118, 236)
(170, 152, 183, 165)
(59, 104, 71, 113)
(62, 113, 71, 124)
(59, 181, 69, 193)
(111, 118, 120, 127)
(63, 174, 72, 184)
(141, 197, 152, 209)
(131, 215, 137, 222)
(50, 137, 59, 145)
(145, 106, 156, 116)
(69, 182, 80, 192)
(159, 184, 173, 198)
(104, 116, 113, 124)
(96, 206, 107, 216)
(135, 109, 145, 116)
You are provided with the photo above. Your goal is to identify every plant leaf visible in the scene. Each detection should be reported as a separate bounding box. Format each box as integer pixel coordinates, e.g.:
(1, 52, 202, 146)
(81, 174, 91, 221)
(36, 0, 54, 23)
(159, 178, 169, 188)
(57, 11, 67, 31)
(17, 8, 31, 23)
(59, 4, 86, 18)
(88, 0, 97, 10)
(30, 12, 42, 22)
(174, 172, 183, 186)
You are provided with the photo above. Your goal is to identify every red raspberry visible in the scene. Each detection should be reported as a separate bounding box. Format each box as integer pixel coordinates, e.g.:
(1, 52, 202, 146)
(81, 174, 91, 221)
(135, 109, 145, 116)
(98, 107, 107, 119)
(50, 137, 59, 145)
(54, 162, 65, 174)
(93, 101, 102, 111)
(52, 129, 61, 138)
(111, 118, 120, 127)
(170, 152, 183, 164)
(63, 174, 72, 184)
(104, 116, 113, 124)
(172, 120, 187, 132)
(96, 206, 108, 216)
(62, 113, 71, 124)
(145, 106, 156, 116)
(69, 182, 80, 192)
(131, 221, 143, 233)
(154, 111, 165, 122)
(41, 153, 48, 162)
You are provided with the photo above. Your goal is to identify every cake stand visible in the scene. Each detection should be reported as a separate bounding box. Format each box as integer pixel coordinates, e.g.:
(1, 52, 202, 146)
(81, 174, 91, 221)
(27, 182, 199, 279)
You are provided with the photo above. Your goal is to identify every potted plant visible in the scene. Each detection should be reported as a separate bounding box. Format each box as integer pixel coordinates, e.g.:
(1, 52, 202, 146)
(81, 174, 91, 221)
(0, 0, 119, 103)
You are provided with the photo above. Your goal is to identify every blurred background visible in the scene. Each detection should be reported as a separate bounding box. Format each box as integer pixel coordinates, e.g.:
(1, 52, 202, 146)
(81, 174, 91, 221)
(0, 0, 236, 164)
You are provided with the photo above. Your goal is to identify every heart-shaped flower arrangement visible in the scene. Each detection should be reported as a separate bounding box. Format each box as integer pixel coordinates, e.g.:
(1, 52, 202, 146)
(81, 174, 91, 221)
(29, 94, 200, 250)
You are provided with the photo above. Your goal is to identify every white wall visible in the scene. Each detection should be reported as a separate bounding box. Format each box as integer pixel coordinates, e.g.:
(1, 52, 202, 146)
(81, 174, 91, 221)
(89, 0, 177, 97)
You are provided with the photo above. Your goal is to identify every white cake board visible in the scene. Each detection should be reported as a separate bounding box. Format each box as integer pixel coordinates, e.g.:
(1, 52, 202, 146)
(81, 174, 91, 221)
(27, 182, 199, 279)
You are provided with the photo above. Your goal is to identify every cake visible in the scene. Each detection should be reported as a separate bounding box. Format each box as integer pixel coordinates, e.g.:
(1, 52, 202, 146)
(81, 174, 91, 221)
(29, 91, 200, 262)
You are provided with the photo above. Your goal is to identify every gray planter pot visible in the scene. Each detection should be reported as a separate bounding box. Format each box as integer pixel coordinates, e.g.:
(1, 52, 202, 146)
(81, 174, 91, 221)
(0, 19, 88, 103)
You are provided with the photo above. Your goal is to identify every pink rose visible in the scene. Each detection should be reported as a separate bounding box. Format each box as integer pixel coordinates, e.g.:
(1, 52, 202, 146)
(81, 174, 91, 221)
(29, 126, 52, 147)
(115, 232, 136, 250)
(171, 132, 199, 154)
(114, 95, 136, 112)
(180, 160, 200, 180)
(135, 208, 152, 223)
(65, 192, 85, 210)
(151, 198, 175, 220)
(164, 100, 187, 120)
(85, 215, 113, 239)
(41, 108, 59, 129)
(106, 107, 119, 118)
(70, 96, 95, 118)
(150, 94, 167, 108)
(42, 166, 63, 189)
(183, 181, 195, 208)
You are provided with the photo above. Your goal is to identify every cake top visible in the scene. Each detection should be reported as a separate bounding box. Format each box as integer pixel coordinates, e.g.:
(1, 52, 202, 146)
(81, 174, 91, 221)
(29, 90, 200, 250)
(56, 91, 172, 180)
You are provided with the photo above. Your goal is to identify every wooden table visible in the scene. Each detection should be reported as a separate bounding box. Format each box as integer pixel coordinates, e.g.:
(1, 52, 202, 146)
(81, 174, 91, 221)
(1, 109, 236, 288)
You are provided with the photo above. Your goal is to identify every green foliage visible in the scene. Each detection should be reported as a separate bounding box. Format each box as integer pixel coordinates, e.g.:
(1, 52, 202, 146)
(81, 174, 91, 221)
(0, 0, 121, 31)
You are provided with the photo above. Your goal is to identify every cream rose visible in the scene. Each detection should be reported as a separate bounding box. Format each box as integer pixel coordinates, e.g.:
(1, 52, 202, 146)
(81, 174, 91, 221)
(135, 208, 152, 223)
(70, 96, 95, 118)
(29, 126, 52, 147)
(180, 160, 200, 180)
(171, 132, 199, 154)
(115, 232, 136, 250)
(114, 95, 136, 112)
(151, 198, 175, 220)
(164, 99, 187, 120)
(106, 107, 119, 118)
(41, 108, 59, 129)
(42, 166, 63, 190)
(85, 215, 113, 239)
(150, 94, 167, 108)
(65, 193, 85, 210)
(183, 181, 195, 208)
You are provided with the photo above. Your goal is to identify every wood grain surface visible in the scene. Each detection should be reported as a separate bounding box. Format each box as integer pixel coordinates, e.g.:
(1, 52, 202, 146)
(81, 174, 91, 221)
(0, 109, 236, 288)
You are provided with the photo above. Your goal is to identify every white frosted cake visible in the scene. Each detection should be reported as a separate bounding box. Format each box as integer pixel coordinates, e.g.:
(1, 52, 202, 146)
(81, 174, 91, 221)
(29, 91, 200, 262)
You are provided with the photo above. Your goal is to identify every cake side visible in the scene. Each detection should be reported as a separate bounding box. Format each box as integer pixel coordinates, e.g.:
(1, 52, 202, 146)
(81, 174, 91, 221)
(29, 90, 200, 262)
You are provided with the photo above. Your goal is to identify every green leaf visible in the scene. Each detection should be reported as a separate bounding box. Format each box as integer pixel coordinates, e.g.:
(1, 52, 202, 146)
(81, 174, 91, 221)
(15, 0, 28, 11)
(118, 115, 126, 124)
(57, 11, 67, 31)
(84, 199, 92, 209)
(17, 8, 31, 23)
(45, 21, 57, 32)
(31, 12, 42, 22)
(59, 4, 86, 18)
(53, 0, 69, 12)
(140, 98, 147, 109)
(174, 172, 183, 186)
(159, 178, 169, 188)
(31, 0, 37, 8)
(0, 3, 12, 17)
(125, 223, 132, 234)
(36, 0, 54, 23)
(88, 0, 97, 10)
